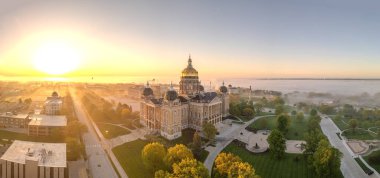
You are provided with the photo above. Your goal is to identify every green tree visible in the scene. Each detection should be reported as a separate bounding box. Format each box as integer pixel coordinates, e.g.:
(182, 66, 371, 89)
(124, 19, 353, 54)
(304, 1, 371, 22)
(121, 108, 131, 119)
(313, 139, 342, 178)
(308, 116, 321, 132)
(310, 109, 318, 117)
(171, 158, 209, 178)
(192, 132, 202, 158)
(348, 119, 358, 133)
(202, 121, 217, 141)
(65, 120, 88, 137)
(164, 144, 193, 170)
(296, 112, 304, 122)
(254, 103, 263, 114)
(277, 114, 290, 133)
(65, 137, 84, 161)
(304, 130, 325, 163)
(154, 170, 171, 178)
(291, 110, 297, 116)
(273, 96, 285, 105)
(275, 104, 284, 115)
(268, 129, 286, 159)
(242, 107, 255, 118)
(141, 142, 167, 172)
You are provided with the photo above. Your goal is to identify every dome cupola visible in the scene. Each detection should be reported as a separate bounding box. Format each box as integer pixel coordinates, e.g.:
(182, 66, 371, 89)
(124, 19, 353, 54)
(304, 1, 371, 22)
(181, 55, 198, 78)
(142, 81, 154, 97)
(52, 91, 59, 97)
(219, 81, 228, 93)
(165, 83, 178, 101)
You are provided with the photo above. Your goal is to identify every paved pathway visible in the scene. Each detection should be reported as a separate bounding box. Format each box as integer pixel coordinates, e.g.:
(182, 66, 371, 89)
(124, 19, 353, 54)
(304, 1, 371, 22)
(70, 88, 122, 178)
(204, 115, 274, 173)
(320, 116, 376, 178)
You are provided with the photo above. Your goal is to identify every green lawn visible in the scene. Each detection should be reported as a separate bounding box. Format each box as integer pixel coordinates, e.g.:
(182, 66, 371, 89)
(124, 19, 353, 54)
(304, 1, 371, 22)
(354, 157, 373, 175)
(112, 139, 153, 178)
(364, 150, 380, 173)
(247, 116, 309, 140)
(96, 123, 131, 139)
(341, 129, 376, 140)
(220, 142, 315, 178)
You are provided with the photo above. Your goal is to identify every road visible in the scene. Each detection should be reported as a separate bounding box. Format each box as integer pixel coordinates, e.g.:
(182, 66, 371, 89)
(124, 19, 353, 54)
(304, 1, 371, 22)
(320, 116, 374, 178)
(204, 115, 274, 173)
(70, 89, 119, 178)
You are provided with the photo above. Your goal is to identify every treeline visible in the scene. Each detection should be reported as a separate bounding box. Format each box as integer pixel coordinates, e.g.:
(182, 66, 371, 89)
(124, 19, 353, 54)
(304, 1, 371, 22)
(81, 92, 139, 127)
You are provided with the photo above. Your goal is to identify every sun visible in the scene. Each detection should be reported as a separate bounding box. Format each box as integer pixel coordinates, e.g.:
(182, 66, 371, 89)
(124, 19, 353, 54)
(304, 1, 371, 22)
(33, 41, 81, 75)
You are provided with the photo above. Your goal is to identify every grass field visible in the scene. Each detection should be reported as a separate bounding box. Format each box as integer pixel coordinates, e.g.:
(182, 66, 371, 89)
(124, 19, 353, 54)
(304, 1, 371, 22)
(221, 142, 315, 178)
(364, 150, 380, 173)
(112, 139, 153, 178)
(341, 129, 376, 140)
(247, 116, 310, 140)
(96, 123, 131, 139)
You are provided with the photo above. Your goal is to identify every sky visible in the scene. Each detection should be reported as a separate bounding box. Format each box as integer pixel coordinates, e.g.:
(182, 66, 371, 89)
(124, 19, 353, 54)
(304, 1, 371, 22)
(0, 0, 379, 79)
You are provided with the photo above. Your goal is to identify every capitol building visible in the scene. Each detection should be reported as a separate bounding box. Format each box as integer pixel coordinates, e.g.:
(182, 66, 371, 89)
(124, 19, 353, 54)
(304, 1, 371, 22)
(140, 56, 229, 140)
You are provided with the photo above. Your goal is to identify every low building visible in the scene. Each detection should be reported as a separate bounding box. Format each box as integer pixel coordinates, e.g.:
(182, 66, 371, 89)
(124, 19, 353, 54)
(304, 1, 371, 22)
(0, 113, 30, 128)
(0, 140, 66, 178)
(28, 115, 67, 136)
(44, 92, 63, 115)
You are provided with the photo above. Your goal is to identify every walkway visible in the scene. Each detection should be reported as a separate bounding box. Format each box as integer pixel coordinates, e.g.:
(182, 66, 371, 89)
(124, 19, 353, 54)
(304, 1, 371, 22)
(203, 115, 274, 173)
(320, 116, 375, 178)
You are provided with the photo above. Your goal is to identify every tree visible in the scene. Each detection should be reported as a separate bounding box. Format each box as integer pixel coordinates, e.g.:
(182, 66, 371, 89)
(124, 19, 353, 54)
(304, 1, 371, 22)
(275, 104, 284, 115)
(164, 144, 193, 170)
(268, 129, 286, 159)
(65, 120, 88, 137)
(348, 119, 358, 133)
(291, 110, 297, 116)
(65, 137, 84, 161)
(273, 96, 285, 105)
(229, 161, 259, 178)
(310, 109, 318, 117)
(242, 107, 255, 118)
(141, 142, 166, 172)
(154, 170, 171, 178)
(24, 98, 32, 105)
(171, 158, 209, 178)
(214, 152, 242, 176)
(277, 114, 290, 133)
(192, 132, 202, 158)
(308, 115, 321, 132)
(296, 112, 304, 122)
(254, 103, 263, 114)
(18, 98, 22, 104)
(202, 121, 217, 141)
(304, 130, 325, 160)
(313, 139, 342, 178)
(121, 108, 131, 119)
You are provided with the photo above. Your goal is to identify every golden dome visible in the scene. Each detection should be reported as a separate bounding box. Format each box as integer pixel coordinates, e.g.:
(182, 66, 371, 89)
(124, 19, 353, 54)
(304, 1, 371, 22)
(181, 55, 198, 77)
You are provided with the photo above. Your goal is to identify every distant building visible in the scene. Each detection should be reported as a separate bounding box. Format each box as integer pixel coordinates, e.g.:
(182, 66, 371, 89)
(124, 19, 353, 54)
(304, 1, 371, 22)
(140, 56, 229, 140)
(0, 140, 66, 178)
(44, 92, 63, 115)
(227, 85, 240, 95)
(28, 115, 67, 136)
(0, 112, 30, 128)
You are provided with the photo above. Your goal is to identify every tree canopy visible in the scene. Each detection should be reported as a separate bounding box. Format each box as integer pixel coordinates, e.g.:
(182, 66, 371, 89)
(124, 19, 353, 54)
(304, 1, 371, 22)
(267, 129, 286, 159)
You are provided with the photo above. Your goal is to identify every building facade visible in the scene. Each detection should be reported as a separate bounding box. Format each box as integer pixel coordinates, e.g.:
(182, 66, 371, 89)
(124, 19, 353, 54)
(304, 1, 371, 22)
(28, 115, 67, 136)
(140, 56, 229, 140)
(44, 92, 62, 115)
(0, 140, 66, 178)
(0, 113, 30, 128)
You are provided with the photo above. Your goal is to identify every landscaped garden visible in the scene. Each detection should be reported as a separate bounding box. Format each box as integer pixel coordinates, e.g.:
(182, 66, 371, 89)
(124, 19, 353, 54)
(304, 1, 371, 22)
(112, 128, 209, 178)
(247, 115, 310, 140)
(220, 141, 315, 178)
(332, 117, 379, 140)
(364, 150, 380, 173)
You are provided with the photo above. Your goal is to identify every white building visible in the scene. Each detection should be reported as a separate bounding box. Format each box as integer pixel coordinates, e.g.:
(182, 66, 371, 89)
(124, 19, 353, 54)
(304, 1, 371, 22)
(44, 92, 63, 115)
(140, 56, 230, 140)
(0, 113, 30, 128)
(0, 140, 66, 178)
(28, 115, 67, 136)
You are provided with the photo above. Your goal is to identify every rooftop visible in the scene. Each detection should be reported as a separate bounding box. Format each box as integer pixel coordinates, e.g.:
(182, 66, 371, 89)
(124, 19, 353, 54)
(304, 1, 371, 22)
(0, 112, 29, 119)
(28, 115, 67, 127)
(45, 97, 63, 105)
(0, 140, 66, 167)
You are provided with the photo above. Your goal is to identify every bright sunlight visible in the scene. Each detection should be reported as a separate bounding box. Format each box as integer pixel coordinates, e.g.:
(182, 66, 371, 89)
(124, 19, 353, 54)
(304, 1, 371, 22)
(33, 41, 81, 75)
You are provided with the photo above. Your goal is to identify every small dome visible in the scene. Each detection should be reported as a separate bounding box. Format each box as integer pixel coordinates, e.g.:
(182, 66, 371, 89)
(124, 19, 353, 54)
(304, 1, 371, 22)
(165, 84, 178, 101)
(52, 91, 59, 97)
(142, 82, 154, 97)
(219, 81, 228, 93)
(198, 85, 204, 92)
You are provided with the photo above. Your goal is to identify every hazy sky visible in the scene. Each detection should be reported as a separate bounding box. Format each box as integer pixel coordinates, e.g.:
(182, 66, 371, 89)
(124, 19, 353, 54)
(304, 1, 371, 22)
(0, 0, 379, 78)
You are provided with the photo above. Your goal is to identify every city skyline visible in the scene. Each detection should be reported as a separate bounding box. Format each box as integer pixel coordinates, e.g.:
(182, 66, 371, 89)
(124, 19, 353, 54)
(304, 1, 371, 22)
(0, 0, 379, 79)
